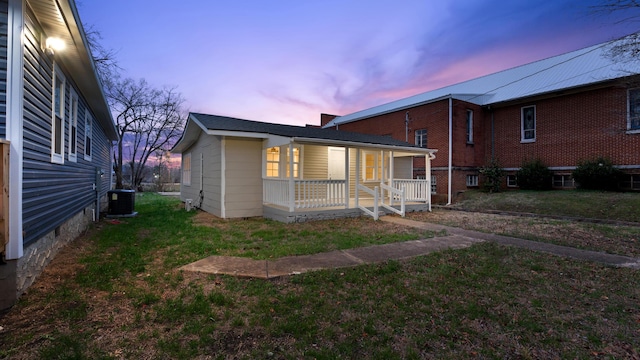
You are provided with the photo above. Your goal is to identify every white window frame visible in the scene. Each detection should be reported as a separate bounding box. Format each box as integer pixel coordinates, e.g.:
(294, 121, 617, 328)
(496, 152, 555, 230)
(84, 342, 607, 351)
(627, 88, 640, 134)
(521, 105, 536, 143)
(51, 64, 65, 164)
(466, 174, 479, 187)
(415, 129, 427, 148)
(84, 112, 92, 161)
(552, 174, 574, 188)
(362, 151, 378, 182)
(182, 152, 191, 186)
(431, 175, 437, 194)
(286, 146, 301, 178)
(506, 175, 517, 187)
(265, 145, 302, 179)
(466, 109, 474, 144)
(68, 89, 78, 162)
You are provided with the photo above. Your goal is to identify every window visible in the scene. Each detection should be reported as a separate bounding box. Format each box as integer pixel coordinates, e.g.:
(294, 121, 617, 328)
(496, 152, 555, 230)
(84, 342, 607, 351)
(266, 147, 280, 177)
(466, 110, 473, 144)
(620, 174, 640, 190)
(415, 129, 427, 148)
(84, 112, 92, 161)
(552, 175, 574, 188)
(506, 175, 517, 187)
(51, 65, 65, 163)
(466, 174, 479, 187)
(286, 147, 301, 178)
(431, 175, 437, 194)
(182, 153, 191, 186)
(363, 151, 377, 181)
(68, 90, 78, 162)
(521, 105, 536, 142)
(628, 89, 640, 132)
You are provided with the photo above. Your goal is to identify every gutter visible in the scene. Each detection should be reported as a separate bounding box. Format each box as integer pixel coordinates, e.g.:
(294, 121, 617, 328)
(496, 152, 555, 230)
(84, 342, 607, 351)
(291, 137, 437, 155)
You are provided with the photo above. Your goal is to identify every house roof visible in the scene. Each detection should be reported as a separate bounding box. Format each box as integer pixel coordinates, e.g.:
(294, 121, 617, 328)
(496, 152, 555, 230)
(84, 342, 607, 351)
(28, 0, 118, 141)
(172, 113, 436, 154)
(323, 36, 640, 128)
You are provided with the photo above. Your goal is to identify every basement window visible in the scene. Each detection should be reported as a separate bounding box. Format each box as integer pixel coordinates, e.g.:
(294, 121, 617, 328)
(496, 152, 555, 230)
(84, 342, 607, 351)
(552, 175, 574, 188)
(466, 175, 479, 187)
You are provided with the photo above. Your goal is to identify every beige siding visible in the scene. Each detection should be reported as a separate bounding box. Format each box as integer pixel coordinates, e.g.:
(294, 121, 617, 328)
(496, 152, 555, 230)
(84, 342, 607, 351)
(302, 145, 328, 179)
(180, 133, 222, 217)
(224, 138, 263, 218)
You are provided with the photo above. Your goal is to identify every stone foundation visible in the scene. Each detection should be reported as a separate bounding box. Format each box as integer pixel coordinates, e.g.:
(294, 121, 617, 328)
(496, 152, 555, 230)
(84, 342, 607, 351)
(0, 204, 95, 311)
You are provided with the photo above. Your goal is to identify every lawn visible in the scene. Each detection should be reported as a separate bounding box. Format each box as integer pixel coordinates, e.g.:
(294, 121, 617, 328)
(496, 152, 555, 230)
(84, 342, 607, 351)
(1, 193, 639, 359)
(450, 189, 640, 223)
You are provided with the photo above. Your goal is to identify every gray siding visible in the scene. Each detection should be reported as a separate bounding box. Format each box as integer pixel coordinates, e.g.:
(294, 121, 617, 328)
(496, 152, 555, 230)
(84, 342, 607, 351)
(0, 0, 8, 138)
(22, 9, 112, 246)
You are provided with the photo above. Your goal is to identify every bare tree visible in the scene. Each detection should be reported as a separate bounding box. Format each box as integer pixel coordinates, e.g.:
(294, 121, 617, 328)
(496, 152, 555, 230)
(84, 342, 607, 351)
(83, 23, 120, 90)
(592, 1, 640, 61)
(109, 78, 186, 189)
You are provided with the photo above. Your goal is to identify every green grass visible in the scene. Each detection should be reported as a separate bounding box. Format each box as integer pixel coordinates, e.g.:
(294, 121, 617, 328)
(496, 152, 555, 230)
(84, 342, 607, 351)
(453, 190, 640, 222)
(1, 193, 639, 359)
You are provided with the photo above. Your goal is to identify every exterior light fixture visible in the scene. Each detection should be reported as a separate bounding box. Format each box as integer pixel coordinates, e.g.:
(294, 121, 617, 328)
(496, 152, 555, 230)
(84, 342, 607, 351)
(45, 37, 65, 55)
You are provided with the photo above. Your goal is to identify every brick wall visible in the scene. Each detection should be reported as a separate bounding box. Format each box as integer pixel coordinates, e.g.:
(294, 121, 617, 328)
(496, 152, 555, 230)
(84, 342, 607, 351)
(491, 86, 640, 168)
(327, 82, 640, 195)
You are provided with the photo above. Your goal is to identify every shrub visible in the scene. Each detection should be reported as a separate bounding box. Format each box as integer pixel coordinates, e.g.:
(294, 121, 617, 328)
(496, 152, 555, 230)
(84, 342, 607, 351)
(572, 157, 623, 191)
(516, 159, 552, 190)
(479, 159, 504, 193)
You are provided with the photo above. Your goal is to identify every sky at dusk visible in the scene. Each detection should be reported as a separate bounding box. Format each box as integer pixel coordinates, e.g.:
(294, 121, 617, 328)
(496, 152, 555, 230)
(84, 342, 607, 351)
(77, 0, 640, 127)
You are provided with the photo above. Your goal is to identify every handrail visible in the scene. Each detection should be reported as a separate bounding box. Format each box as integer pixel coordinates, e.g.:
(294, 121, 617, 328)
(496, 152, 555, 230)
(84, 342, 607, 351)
(263, 178, 347, 209)
(380, 183, 405, 217)
(357, 184, 379, 220)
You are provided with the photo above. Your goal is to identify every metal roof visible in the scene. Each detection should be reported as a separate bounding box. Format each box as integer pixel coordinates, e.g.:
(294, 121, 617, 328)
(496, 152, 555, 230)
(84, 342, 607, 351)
(323, 37, 640, 128)
(173, 113, 436, 154)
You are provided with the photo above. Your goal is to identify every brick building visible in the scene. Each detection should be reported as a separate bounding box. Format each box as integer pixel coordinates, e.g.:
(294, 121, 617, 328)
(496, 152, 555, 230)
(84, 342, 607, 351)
(322, 37, 640, 203)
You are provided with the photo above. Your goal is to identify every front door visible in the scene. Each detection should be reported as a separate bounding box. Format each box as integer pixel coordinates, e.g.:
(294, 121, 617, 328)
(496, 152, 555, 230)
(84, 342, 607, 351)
(328, 147, 345, 180)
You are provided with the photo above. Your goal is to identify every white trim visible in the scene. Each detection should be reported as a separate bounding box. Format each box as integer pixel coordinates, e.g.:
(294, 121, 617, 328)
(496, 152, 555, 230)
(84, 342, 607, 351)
(51, 64, 66, 164)
(68, 88, 78, 162)
(6, 0, 24, 259)
(362, 150, 378, 182)
(182, 152, 192, 186)
(521, 105, 536, 143)
(83, 112, 92, 161)
(466, 109, 474, 144)
(628, 88, 640, 131)
(291, 137, 436, 155)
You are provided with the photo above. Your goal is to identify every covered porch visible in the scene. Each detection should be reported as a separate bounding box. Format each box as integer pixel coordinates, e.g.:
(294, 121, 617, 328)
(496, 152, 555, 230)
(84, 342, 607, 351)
(260, 137, 436, 222)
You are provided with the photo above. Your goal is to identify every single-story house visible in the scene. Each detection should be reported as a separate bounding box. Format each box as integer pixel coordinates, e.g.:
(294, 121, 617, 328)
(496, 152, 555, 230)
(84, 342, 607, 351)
(321, 35, 640, 202)
(0, 0, 119, 310)
(172, 113, 436, 222)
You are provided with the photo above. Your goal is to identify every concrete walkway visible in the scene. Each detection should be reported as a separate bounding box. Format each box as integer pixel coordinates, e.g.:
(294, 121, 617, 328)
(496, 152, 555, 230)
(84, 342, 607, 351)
(180, 216, 640, 279)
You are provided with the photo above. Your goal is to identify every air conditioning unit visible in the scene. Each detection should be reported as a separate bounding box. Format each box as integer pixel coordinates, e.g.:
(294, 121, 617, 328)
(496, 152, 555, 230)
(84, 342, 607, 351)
(185, 199, 193, 211)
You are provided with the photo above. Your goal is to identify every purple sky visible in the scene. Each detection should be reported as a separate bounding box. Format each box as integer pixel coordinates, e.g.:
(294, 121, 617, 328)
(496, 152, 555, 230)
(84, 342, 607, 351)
(77, 0, 640, 126)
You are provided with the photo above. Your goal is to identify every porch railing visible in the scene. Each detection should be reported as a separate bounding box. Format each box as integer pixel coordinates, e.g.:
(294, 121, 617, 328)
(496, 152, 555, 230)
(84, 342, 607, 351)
(263, 179, 347, 209)
(392, 179, 429, 201)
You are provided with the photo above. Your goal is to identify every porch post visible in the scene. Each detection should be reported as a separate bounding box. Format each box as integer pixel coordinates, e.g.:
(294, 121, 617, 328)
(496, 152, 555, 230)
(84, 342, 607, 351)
(389, 151, 395, 205)
(288, 143, 294, 212)
(344, 147, 350, 209)
(426, 153, 432, 211)
(355, 148, 360, 208)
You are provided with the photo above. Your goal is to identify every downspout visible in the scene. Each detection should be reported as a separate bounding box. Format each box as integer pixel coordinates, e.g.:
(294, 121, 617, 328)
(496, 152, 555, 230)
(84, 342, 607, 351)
(447, 96, 453, 205)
